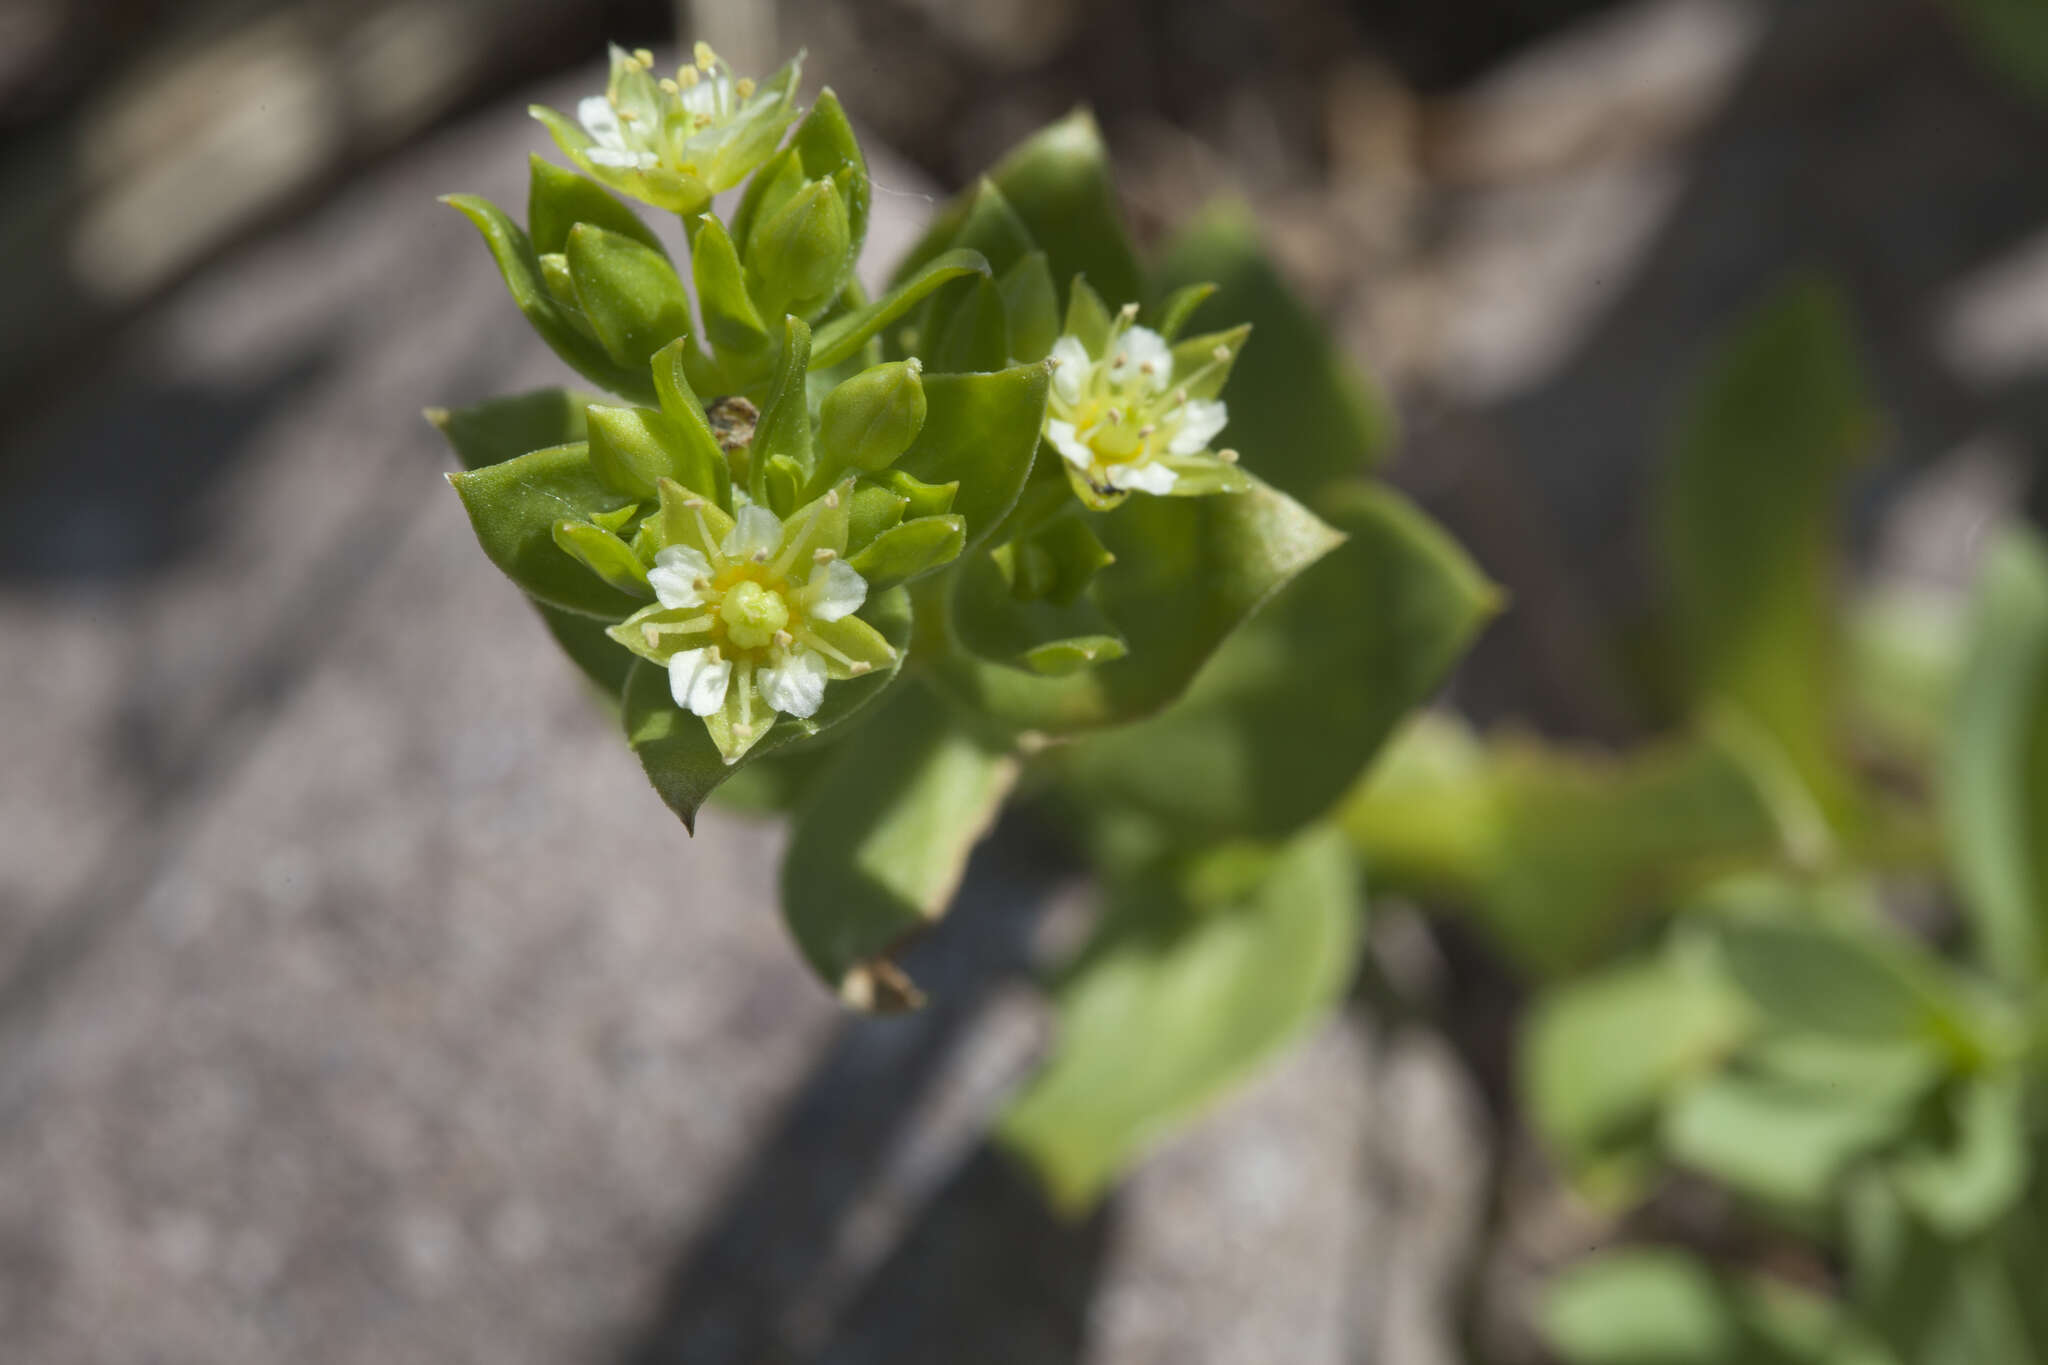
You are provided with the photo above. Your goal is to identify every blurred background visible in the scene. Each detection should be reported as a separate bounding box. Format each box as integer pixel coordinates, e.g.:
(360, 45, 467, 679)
(2, 0, 2045, 1361)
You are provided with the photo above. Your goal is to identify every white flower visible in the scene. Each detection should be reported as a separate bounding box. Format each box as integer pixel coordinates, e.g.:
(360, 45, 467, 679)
(1041, 303, 1243, 504)
(606, 482, 899, 764)
(533, 43, 802, 215)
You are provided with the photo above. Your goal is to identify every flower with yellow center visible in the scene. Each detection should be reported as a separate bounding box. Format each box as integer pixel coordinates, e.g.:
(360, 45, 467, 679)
(607, 480, 897, 763)
(1043, 304, 1244, 507)
(531, 42, 802, 216)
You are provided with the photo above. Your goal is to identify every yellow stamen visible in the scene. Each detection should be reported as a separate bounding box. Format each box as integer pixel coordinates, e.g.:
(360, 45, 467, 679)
(660, 77, 680, 94)
(633, 47, 656, 68)
(694, 40, 717, 71)
(678, 65, 700, 88)
(735, 77, 756, 99)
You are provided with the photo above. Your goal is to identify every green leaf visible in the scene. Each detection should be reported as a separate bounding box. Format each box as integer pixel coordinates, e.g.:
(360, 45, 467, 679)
(902, 110, 1141, 309)
(926, 472, 1344, 735)
(780, 685, 1019, 1010)
(1942, 532, 2048, 983)
(1543, 1250, 1740, 1365)
(1057, 482, 1497, 841)
(583, 403, 697, 498)
(810, 249, 991, 370)
(1661, 278, 1879, 837)
(647, 339, 734, 505)
(1663, 1068, 1915, 1211)
(1339, 717, 1787, 975)
(998, 251, 1061, 363)
(927, 274, 1010, 373)
(426, 387, 599, 472)
(526, 155, 664, 256)
(999, 826, 1362, 1212)
(449, 442, 646, 619)
(892, 364, 1050, 551)
(442, 194, 655, 400)
(551, 518, 649, 597)
(1524, 949, 1752, 1178)
(622, 588, 913, 831)
(1715, 905, 1978, 1053)
(565, 222, 693, 373)
(1150, 203, 1392, 498)
(1891, 1074, 2029, 1237)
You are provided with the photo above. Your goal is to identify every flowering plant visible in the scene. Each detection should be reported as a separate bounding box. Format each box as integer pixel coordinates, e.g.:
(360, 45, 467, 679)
(432, 41, 1494, 1205)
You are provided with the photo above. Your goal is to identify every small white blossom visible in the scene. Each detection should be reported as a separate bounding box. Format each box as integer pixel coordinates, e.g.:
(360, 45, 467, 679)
(1042, 304, 1245, 505)
(533, 43, 801, 216)
(607, 482, 897, 764)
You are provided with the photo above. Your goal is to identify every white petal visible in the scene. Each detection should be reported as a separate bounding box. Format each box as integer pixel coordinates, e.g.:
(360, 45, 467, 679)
(1049, 335, 1092, 406)
(1045, 419, 1094, 471)
(647, 545, 712, 608)
(757, 650, 827, 718)
(804, 559, 868, 622)
(668, 647, 732, 716)
(1167, 398, 1229, 456)
(1112, 326, 1173, 394)
(577, 95, 622, 143)
(1109, 460, 1178, 495)
(587, 146, 657, 169)
(722, 504, 783, 562)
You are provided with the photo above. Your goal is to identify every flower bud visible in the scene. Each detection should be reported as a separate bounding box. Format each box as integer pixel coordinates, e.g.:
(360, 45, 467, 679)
(747, 179, 851, 320)
(819, 359, 927, 475)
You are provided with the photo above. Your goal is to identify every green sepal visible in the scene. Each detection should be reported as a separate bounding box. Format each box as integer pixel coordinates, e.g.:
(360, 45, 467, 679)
(691, 214, 772, 371)
(817, 359, 927, 479)
(749, 315, 815, 503)
(884, 469, 957, 519)
(810, 249, 991, 370)
(426, 387, 599, 472)
(623, 587, 914, 831)
(1154, 282, 1217, 341)
(845, 514, 967, 590)
(846, 483, 908, 553)
(448, 441, 646, 619)
(526, 155, 664, 257)
(763, 453, 805, 518)
(779, 684, 1019, 1011)
(440, 194, 654, 401)
(551, 517, 652, 597)
(1064, 275, 1114, 353)
(1169, 324, 1251, 402)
